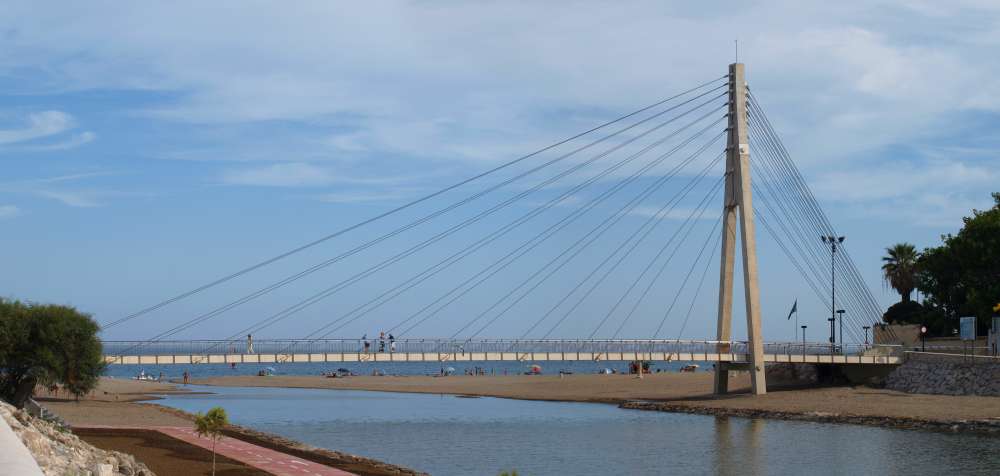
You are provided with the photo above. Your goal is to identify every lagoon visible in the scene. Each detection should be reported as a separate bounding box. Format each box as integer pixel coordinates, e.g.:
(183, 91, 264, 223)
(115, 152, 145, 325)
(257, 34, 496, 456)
(155, 385, 999, 476)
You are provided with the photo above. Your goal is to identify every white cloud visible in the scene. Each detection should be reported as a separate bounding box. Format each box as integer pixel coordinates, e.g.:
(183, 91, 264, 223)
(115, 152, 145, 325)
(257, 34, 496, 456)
(315, 190, 420, 203)
(0, 1, 997, 227)
(0, 205, 21, 218)
(26, 131, 96, 151)
(221, 162, 436, 188)
(0, 111, 75, 145)
(222, 163, 336, 187)
(809, 157, 998, 227)
(630, 206, 721, 221)
(35, 190, 103, 208)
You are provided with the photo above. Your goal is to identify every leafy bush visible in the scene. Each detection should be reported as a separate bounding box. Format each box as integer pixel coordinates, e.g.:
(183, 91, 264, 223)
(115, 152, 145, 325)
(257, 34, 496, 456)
(0, 298, 106, 407)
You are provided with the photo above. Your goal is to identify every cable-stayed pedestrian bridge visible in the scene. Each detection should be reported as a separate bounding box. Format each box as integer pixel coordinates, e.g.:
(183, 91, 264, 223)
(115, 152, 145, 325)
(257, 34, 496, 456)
(100, 63, 900, 395)
(102, 338, 902, 366)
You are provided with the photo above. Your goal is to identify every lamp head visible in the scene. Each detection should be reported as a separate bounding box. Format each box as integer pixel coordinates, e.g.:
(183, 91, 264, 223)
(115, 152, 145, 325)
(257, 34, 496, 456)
(837, 236, 845, 243)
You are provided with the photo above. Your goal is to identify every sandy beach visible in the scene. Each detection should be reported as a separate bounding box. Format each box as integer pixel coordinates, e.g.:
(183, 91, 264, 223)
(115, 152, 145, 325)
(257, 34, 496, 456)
(192, 373, 1000, 426)
(38, 377, 426, 476)
(193, 372, 748, 403)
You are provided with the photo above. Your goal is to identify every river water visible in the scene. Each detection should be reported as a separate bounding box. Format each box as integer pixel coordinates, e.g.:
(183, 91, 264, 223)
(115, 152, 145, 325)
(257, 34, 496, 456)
(154, 385, 999, 476)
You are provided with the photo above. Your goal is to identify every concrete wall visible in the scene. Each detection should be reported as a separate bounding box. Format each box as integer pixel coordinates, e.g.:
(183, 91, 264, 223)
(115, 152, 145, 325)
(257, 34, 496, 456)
(874, 324, 921, 346)
(885, 352, 1000, 396)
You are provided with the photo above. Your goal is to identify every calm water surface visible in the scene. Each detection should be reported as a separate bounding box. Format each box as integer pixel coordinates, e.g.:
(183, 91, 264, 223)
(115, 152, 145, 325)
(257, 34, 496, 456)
(154, 385, 999, 476)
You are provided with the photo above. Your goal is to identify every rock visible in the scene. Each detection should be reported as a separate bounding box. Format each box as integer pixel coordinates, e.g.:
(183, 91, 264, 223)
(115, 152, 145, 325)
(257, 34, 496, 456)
(0, 400, 154, 476)
(884, 353, 1000, 397)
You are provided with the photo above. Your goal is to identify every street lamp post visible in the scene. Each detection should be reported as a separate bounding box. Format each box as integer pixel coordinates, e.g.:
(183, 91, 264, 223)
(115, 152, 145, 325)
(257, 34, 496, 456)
(801, 325, 807, 356)
(822, 235, 845, 345)
(827, 317, 836, 353)
(837, 309, 845, 351)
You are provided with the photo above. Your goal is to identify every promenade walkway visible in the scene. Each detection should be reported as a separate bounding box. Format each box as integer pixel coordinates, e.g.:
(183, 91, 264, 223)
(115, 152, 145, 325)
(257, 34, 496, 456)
(77, 425, 355, 476)
(158, 426, 355, 476)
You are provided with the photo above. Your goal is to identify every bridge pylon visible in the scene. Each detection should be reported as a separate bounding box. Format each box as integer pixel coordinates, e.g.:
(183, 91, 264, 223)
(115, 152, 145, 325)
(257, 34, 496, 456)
(714, 63, 767, 396)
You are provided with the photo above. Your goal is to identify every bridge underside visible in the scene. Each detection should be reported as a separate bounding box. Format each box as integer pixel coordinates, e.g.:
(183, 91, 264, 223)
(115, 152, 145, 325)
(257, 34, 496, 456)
(104, 352, 901, 366)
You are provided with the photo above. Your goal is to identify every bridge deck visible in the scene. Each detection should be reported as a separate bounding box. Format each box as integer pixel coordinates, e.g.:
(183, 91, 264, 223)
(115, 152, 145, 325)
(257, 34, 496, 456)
(104, 351, 900, 365)
(102, 339, 902, 365)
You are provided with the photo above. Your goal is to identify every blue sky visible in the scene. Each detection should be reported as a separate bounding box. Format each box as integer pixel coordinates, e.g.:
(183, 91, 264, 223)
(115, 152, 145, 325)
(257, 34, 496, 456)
(1, 1, 998, 342)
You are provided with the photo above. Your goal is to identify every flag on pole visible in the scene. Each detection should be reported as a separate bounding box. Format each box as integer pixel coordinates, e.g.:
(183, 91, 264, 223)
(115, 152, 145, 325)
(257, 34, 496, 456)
(787, 299, 797, 320)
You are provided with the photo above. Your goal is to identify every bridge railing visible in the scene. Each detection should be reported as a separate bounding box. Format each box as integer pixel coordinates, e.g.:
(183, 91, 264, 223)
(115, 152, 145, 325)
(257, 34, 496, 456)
(761, 342, 903, 357)
(102, 338, 751, 356)
(101, 339, 902, 358)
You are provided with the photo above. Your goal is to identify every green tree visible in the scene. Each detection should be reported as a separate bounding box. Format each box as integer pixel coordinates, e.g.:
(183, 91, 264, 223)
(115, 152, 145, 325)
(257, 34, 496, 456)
(916, 193, 1000, 335)
(0, 299, 106, 408)
(881, 242, 919, 302)
(195, 406, 229, 476)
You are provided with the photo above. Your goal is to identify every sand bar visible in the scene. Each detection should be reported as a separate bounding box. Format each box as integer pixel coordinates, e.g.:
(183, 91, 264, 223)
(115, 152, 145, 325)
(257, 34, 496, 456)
(192, 373, 1000, 424)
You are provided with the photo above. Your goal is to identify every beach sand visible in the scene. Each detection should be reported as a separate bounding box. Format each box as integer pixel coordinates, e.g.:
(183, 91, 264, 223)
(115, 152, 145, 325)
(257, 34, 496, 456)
(39, 378, 195, 427)
(193, 372, 743, 403)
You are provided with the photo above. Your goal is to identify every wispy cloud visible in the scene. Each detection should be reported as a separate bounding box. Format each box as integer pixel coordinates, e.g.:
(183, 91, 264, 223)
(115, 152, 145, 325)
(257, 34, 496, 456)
(0, 111, 74, 145)
(221, 163, 336, 187)
(0, 111, 95, 151)
(25, 131, 97, 151)
(220, 162, 434, 188)
(34, 190, 103, 208)
(314, 189, 422, 203)
(0, 205, 21, 219)
(630, 206, 721, 221)
(0, 171, 131, 208)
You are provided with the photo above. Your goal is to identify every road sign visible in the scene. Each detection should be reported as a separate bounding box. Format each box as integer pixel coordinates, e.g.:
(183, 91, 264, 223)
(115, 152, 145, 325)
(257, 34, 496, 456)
(959, 316, 976, 341)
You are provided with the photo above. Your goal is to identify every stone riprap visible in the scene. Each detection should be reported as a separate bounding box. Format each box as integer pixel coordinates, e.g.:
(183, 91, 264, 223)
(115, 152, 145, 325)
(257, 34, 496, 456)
(0, 400, 153, 476)
(885, 352, 1000, 396)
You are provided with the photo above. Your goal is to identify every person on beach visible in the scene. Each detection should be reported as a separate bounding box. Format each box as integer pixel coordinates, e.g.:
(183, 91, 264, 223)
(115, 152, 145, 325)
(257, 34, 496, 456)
(182, 371, 190, 385)
(247, 334, 254, 354)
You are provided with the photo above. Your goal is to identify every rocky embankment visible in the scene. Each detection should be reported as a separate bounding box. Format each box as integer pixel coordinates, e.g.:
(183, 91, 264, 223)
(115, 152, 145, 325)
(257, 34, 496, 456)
(0, 400, 152, 476)
(885, 352, 1000, 396)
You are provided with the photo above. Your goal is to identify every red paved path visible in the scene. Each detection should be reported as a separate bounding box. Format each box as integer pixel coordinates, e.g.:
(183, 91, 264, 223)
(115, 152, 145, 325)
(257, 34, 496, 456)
(78, 425, 355, 476)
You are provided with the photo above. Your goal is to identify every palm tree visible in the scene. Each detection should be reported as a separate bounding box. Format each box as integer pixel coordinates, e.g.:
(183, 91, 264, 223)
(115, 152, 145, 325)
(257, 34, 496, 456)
(195, 406, 229, 476)
(882, 243, 919, 302)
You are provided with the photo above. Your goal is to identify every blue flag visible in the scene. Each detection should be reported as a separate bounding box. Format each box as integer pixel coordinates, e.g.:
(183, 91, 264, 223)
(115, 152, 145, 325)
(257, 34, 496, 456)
(786, 299, 797, 320)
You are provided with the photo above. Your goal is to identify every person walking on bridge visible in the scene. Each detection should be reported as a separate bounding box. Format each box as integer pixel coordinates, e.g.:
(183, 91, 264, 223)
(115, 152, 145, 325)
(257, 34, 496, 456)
(246, 334, 254, 354)
(378, 332, 386, 352)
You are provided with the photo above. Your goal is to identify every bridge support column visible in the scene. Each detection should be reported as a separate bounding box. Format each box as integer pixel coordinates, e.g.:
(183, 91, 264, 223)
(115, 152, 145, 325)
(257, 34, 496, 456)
(714, 62, 766, 396)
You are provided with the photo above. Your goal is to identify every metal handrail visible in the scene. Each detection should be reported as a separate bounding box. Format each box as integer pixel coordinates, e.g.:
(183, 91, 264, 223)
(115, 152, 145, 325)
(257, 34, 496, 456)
(100, 338, 901, 357)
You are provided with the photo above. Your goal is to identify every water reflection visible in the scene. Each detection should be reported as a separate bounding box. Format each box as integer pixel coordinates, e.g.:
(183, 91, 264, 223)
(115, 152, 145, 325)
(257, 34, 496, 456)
(156, 386, 999, 476)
